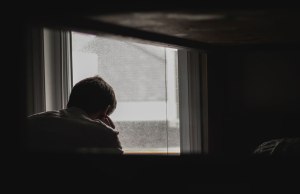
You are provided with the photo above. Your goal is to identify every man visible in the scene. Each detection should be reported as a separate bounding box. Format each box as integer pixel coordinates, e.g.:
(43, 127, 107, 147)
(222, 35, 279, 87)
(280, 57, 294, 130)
(27, 76, 123, 154)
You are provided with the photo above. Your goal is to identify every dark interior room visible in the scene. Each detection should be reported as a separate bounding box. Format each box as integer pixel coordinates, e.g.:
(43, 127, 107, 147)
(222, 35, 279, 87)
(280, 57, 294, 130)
(5, 0, 300, 193)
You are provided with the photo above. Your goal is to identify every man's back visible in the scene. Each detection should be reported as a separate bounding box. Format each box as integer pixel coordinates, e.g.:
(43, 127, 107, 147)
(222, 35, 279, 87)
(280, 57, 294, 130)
(27, 107, 123, 154)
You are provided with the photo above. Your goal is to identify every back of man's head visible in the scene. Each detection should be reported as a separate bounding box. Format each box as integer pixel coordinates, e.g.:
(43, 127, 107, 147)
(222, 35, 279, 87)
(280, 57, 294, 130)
(67, 76, 116, 115)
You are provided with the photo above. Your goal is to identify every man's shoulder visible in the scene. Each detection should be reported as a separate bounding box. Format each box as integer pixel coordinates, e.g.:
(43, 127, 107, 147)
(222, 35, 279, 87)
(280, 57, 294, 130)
(27, 109, 119, 135)
(28, 110, 60, 119)
(28, 108, 84, 120)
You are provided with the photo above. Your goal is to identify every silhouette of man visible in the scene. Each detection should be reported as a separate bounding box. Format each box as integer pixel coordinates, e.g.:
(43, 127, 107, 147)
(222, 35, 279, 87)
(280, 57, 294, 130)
(27, 76, 123, 154)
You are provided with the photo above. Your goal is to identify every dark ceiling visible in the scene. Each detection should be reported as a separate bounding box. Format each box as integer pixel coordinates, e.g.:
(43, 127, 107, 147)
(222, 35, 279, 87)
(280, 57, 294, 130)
(24, 0, 300, 47)
(90, 9, 300, 46)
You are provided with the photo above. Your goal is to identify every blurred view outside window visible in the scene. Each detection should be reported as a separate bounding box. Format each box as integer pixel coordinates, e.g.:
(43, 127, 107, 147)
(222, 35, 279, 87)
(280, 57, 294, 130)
(71, 32, 180, 154)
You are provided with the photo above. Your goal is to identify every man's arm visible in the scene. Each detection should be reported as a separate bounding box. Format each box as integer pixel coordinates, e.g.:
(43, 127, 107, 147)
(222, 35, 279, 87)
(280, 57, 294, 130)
(100, 116, 115, 129)
(100, 116, 123, 154)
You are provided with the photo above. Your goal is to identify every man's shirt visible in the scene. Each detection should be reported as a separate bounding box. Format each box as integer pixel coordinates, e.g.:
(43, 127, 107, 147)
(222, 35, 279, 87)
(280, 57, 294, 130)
(27, 107, 123, 154)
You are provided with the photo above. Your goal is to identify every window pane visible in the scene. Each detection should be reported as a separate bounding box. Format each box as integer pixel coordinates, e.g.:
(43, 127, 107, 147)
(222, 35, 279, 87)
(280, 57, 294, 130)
(72, 32, 180, 154)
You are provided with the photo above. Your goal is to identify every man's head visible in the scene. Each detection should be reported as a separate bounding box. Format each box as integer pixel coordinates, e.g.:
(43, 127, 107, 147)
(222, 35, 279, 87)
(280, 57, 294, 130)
(67, 76, 116, 117)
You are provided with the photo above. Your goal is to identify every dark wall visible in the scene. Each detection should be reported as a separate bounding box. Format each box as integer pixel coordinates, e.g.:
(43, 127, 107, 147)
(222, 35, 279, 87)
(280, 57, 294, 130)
(207, 49, 300, 155)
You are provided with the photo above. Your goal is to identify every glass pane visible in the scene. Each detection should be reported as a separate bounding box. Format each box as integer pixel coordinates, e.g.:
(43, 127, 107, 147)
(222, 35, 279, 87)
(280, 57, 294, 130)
(72, 32, 180, 154)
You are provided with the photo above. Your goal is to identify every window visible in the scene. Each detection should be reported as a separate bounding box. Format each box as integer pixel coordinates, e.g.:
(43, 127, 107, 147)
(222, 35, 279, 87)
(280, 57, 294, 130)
(71, 32, 180, 154)
(27, 28, 207, 155)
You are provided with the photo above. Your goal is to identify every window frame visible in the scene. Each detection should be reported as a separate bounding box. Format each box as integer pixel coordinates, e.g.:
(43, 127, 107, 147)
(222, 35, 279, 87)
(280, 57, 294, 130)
(26, 27, 46, 115)
(178, 50, 208, 154)
(43, 28, 72, 111)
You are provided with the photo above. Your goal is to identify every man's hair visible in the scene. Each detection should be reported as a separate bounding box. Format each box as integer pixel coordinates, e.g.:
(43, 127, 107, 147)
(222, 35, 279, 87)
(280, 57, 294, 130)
(67, 76, 116, 115)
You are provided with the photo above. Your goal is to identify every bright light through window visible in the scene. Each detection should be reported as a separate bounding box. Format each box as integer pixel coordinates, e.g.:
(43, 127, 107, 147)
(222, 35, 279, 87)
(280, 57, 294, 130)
(72, 32, 180, 154)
